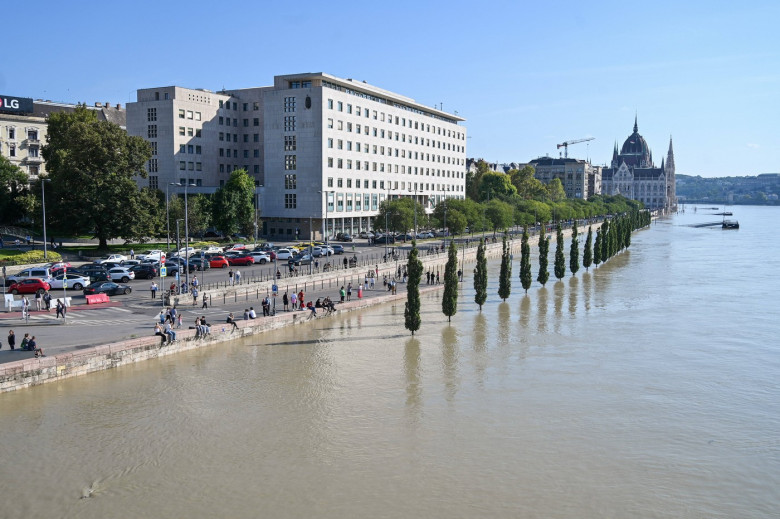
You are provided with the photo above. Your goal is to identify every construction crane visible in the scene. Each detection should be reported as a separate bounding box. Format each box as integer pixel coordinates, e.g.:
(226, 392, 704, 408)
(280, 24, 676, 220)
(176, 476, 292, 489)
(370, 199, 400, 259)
(557, 137, 595, 158)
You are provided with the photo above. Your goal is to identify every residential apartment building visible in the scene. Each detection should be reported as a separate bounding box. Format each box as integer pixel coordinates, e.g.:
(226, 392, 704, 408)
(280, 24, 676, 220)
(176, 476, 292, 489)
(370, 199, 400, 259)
(527, 157, 601, 200)
(0, 94, 125, 181)
(128, 73, 467, 239)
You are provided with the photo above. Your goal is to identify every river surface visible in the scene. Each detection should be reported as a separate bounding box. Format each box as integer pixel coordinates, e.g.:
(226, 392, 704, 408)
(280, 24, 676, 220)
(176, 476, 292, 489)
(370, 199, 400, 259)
(1, 205, 778, 518)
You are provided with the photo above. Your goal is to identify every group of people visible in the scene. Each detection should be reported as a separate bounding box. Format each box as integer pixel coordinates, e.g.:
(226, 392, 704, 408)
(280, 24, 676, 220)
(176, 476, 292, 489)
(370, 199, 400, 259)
(153, 315, 212, 344)
(5, 330, 45, 357)
(281, 290, 307, 311)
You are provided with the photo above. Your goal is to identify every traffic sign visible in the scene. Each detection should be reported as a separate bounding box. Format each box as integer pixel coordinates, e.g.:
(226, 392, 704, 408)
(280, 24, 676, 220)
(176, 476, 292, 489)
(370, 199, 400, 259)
(63, 280, 68, 288)
(160, 266, 167, 277)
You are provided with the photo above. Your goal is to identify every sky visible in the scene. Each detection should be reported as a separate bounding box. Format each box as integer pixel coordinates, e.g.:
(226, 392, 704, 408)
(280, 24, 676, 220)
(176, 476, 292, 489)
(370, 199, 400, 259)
(3, 0, 778, 178)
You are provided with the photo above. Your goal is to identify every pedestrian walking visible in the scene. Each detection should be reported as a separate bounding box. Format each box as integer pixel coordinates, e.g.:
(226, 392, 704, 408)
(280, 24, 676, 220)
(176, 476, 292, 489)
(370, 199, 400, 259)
(343, 257, 348, 269)
(159, 310, 166, 324)
(347, 282, 352, 301)
(283, 292, 289, 311)
(436, 272, 440, 284)
(170, 306, 177, 325)
(370, 276, 375, 290)
(290, 292, 297, 310)
(375, 265, 379, 278)
(298, 290, 305, 309)
(130, 249, 135, 260)
(201, 292, 208, 309)
(235, 270, 241, 285)
(228, 269, 234, 285)
(150, 281, 158, 299)
(340, 286, 346, 303)
(34, 292, 42, 311)
(55, 299, 64, 319)
(192, 287, 199, 306)
(6, 329, 15, 350)
(177, 313, 183, 329)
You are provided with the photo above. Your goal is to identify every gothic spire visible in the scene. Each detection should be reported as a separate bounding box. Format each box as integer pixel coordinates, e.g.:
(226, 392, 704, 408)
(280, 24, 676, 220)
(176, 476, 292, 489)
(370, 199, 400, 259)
(633, 114, 638, 133)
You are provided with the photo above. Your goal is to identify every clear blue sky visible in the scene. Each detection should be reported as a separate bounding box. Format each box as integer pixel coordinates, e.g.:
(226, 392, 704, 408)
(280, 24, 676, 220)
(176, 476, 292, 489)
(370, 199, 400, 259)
(3, 0, 778, 177)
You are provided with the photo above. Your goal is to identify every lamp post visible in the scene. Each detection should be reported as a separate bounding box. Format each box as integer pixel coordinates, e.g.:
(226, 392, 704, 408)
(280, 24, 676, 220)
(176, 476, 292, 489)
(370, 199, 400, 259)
(41, 178, 51, 260)
(253, 184, 263, 248)
(171, 182, 196, 291)
(384, 186, 395, 261)
(165, 183, 171, 256)
(318, 190, 334, 269)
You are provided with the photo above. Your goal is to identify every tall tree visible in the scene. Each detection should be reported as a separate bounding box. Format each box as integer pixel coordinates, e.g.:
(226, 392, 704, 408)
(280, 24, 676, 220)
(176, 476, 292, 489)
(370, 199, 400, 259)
(569, 220, 580, 276)
(537, 231, 550, 286)
(519, 226, 532, 293)
(404, 240, 423, 335)
(41, 105, 153, 249)
(599, 220, 610, 263)
(442, 240, 459, 322)
(212, 169, 255, 237)
(474, 238, 488, 310)
(498, 233, 512, 301)
(583, 226, 593, 271)
(0, 155, 29, 225)
(554, 224, 566, 280)
(484, 199, 515, 235)
(593, 228, 602, 266)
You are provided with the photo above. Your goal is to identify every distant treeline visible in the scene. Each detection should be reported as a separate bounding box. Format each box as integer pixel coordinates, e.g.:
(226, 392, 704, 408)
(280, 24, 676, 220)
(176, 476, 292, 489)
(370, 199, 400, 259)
(676, 174, 780, 205)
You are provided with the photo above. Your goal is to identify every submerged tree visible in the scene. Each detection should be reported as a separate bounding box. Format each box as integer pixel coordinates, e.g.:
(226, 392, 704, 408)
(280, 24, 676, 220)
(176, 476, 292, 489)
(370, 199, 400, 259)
(442, 240, 459, 322)
(593, 228, 602, 266)
(520, 226, 532, 293)
(569, 220, 580, 276)
(583, 226, 593, 271)
(474, 238, 488, 311)
(537, 231, 550, 286)
(498, 233, 512, 301)
(554, 224, 566, 280)
(404, 240, 423, 335)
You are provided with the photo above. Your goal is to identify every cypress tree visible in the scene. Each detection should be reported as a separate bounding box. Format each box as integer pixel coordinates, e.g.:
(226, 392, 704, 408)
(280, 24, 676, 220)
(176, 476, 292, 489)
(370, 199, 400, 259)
(625, 217, 632, 249)
(537, 231, 550, 286)
(569, 220, 580, 276)
(498, 233, 512, 301)
(600, 220, 609, 263)
(593, 228, 602, 266)
(520, 226, 532, 293)
(474, 238, 488, 311)
(442, 240, 459, 322)
(554, 223, 566, 280)
(583, 226, 593, 271)
(404, 240, 423, 335)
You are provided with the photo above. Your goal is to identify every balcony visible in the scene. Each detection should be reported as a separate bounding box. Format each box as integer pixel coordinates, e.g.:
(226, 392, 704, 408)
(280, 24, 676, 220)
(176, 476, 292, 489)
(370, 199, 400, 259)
(24, 155, 43, 164)
(26, 136, 40, 144)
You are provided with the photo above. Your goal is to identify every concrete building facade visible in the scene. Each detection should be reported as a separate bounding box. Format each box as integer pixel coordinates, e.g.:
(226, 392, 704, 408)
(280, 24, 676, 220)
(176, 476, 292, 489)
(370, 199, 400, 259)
(127, 73, 467, 239)
(527, 157, 601, 200)
(1, 94, 125, 182)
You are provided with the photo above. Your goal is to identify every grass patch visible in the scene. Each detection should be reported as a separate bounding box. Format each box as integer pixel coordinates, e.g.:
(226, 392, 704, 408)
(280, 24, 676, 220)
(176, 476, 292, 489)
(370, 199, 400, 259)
(0, 249, 62, 266)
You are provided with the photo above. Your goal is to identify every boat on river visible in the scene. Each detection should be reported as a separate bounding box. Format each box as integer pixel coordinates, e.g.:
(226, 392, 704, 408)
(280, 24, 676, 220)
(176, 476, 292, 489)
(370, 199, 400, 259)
(722, 220, 740, 229)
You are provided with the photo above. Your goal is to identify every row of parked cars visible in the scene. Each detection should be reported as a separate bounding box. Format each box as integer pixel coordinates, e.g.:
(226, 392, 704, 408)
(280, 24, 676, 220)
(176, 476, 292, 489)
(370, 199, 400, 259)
(3, 262, 134, 296)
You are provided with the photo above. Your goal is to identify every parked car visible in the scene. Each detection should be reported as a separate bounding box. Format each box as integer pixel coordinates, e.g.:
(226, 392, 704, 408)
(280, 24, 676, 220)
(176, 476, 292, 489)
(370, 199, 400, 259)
(120, 259, 142, 267)
(107, 267, 136, 283)
(227, 243, 247, 251)
(227, 254, 254, 267)
(137, 250, 166, 262)
(258, 243, 275, 251)
(202, 246, 223, 254)
(331, 245, 345, 255)
(434, 230, 450, 237)
(163, 262, 183, 275)
(188, 257, 211, 271)
(310, 246, 329, 258)
(336, 233, 353, 242)
(359, 231, 374, 239)
(49, 273, 90, 290)
(374, 235, 396, 244)
(275, 248, 295, 261)
(209, 256, 229, 269)
(5, 267, 54, 286)
(417, 231, 435, 239)
(46, 262, 73, 276)
(130, 264, 158, 279)
(288, 253, 312, 266)
(72, 265, 109, 283)
(248, 251, 270, 264)
(9, 278, 51, 295)
(83, 281, 132, 296)
(95, 254, 127, 264)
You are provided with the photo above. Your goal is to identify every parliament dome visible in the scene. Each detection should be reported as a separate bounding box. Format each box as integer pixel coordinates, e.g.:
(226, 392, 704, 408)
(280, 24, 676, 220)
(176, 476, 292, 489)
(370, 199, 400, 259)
(618, 117, 652, 167)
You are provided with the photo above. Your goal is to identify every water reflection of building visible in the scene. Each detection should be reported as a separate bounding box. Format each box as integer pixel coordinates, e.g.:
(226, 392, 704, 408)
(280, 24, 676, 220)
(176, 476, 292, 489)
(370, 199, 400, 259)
(601, 117, 677, 211)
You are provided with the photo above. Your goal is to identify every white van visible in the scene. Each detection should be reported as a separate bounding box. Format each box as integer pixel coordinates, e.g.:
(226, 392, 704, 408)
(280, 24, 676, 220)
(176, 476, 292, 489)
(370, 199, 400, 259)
(6, 267, 54, 286)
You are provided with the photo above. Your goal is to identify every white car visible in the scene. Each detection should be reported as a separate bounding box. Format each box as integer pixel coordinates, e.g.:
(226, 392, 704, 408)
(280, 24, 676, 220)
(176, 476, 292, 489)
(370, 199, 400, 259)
(359, 231, 375, 239)
(416, 231, 434, 239)
(172, 247, 198, 258)
(248, 251, 270, 264)
(120, 259, 142, 267)
(202, 246, 222, 254)
(275, 248, 294, 261)
(107, 267, 136, 283)
(137, 250, 166, 262)
(49, 273, 90, 291)
(96, 254, 127, 264)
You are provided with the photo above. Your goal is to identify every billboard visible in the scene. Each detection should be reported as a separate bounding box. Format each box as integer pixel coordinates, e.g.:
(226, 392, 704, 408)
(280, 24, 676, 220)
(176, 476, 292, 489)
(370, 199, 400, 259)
(0, 95, 34, 114)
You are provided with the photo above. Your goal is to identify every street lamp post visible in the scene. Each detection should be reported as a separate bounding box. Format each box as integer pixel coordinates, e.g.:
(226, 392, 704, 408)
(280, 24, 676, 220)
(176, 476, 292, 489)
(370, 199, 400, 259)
(41, 178, 51, 260)
(383, 187, 395, 261)
(319, 190, 334, 268)
(171, 182, 196, 292)
(253, 185, 264, 248)
(165, 183, 171, 256)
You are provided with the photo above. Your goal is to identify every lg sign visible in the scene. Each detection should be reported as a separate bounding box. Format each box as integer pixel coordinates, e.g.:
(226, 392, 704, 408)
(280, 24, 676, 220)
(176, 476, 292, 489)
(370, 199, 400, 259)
(0, 95, 33, 114)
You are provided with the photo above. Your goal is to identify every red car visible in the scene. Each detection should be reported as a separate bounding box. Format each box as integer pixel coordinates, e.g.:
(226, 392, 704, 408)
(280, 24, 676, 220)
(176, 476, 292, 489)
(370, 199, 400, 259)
(227, 255, 255, 266)
(209, 256, 229, 269)
(9, 278, 51, 295)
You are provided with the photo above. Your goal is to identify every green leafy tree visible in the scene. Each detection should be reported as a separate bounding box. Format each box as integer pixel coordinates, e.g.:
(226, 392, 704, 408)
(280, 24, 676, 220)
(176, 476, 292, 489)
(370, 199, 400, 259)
(547, 178, 566, 202)
(474, 238, 488, 310)
(212, 169, 255, 237)
(519, 226, 532, 293)
(600, 220, 610, 263)
(484, 198, 515, 235)
(466, 159, 491, 200)
(0, 155, 29, 225)
(537, 231, 550, 286)
(442, 240, 459, 322)
(478, 171, 517, 201)
(373, 197, 424, 236)
(41, 105, 153, 249)
(569, 220, 580, 275)
(554, 224, 566, 280)
(583, 226, 593, 271)
(404, 240, 423, 335)
(593, 228, 602, 266)
(498, 233, 512, 300)
(509, 165, 547, 200)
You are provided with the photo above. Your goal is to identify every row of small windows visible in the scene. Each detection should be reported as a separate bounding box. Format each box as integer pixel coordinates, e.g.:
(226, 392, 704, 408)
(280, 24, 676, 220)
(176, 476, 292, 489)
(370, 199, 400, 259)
(220, 148, 260, 158)
(219, 100, 262, 111)
(220, 132, 260, 143)
(219, 164, 261, 175)
(288, 80, 312, 89)
(326, 119, 464, 154)
(326, 138, 463, 165)
(179, 144, 202, 154)
(326, 177, 462, 193)
(326, 157, 463, 178)
(219, 116, 260, 127)
(178, 109, 202, 121)
(179, 161, 203, 171)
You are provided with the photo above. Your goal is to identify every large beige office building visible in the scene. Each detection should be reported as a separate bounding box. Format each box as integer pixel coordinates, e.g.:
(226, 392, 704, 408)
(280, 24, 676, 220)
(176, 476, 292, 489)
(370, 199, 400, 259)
(127, 73, 467, 239)
(528, 157, 602, 200)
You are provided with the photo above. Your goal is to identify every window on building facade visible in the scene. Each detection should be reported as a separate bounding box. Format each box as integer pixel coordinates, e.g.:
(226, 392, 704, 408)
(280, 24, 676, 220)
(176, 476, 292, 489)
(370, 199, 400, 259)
(284, 97, 296, 112)
(180, 144, 186, 153)
(187, 110, 193, 119)
(149, 175, 158, 189)
(147, 108, 157, 122)
(285, 135, 296, 151)
(179, 109, 185, 119)
(285, 155, 297, 170)
(196, 162, 202, 171)
(8, 127, 15, 140)
(253, 102, 259, 110)
(285, 193, 297, 209)
(243, 119, 249, 127)
(327, 118, 333, 129)
(148, 125, 158, 138)
(28, 145, 39, 157)
(284, 116, 296, 132)
(327, 177, 333, 187)
(179, 161, 186, 170)
(8, 144, 15, 157)
(285, 174, 297, 189)
(148, 159, 158, 173)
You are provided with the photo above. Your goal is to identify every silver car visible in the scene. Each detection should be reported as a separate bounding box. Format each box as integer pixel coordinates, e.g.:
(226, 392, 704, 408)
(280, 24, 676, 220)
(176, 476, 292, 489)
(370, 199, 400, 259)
(107, 267, 136, 283)
(49, 273, 91, 291)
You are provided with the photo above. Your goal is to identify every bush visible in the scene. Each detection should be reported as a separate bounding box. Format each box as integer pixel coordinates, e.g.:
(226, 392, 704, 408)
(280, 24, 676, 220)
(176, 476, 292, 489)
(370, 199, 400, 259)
(0, 250, 62, 266)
